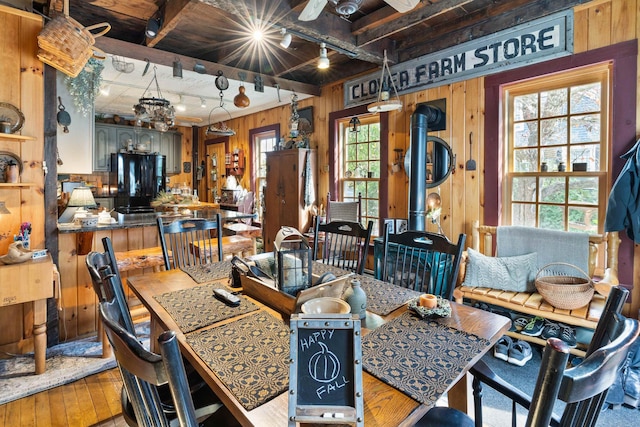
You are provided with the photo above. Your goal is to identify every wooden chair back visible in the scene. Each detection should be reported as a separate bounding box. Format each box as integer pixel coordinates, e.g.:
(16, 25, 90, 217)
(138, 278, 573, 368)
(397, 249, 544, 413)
(99, 299, 201, 427)
(380, 225, 466, 299)
(528, 308, 638, 426)
(157, 215, 223, 270)
(326, 192, 362, 223)
(470, 286, 637, 427)
(313, 219, 373, 274)
(86, 236, 135, 334)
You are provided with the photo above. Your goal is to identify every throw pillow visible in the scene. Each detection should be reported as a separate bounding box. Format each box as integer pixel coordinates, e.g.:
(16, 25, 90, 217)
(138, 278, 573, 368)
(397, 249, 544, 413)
(463, 248, 538, 292)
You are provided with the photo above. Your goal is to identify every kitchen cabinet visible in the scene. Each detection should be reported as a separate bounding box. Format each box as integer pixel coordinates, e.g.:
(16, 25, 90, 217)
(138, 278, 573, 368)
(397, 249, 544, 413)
(93, 124, 118, 171)
(94, 123, 182, 174)
(263, 149, 316, 251)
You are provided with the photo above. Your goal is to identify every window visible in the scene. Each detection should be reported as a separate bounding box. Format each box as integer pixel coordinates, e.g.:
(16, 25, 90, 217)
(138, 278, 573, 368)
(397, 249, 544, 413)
(340, 115, 380, 235)
(504, 64, 610, 234)
(253, 130, 278, 222)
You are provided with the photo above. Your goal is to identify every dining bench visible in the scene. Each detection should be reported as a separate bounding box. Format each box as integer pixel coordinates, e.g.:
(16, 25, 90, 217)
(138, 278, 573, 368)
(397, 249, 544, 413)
(455, 220, 620, 357)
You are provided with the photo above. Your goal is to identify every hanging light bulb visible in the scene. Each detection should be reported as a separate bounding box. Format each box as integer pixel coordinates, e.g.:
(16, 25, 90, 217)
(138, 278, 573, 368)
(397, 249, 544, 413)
(367, 50, 403, 113)
(317, 43, 330, 69)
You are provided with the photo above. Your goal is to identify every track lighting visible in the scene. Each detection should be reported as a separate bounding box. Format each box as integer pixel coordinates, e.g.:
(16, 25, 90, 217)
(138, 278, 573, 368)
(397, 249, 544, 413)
(280, 28, 292, 49)
(175, 95, 186, 112)
(172, 58, 183, 79)
(200, 97, 207, 108)
(317, 42, 330, 69)
(145, 15, 162, 39)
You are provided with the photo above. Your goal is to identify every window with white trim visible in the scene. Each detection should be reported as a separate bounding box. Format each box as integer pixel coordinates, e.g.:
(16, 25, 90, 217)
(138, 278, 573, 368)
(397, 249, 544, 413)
(253, 130, 278, 222)
(504, 64, 611, 234)
(340, 116, 380, 235)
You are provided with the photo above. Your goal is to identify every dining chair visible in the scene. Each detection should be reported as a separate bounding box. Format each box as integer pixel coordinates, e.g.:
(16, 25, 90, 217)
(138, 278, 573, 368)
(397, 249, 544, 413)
(379, 224, 466, 298)
(416, 286, 639, 427)
(326, 192, 362, 223)
(313, 219, 373, 275)
(157, 215, 223, 270)
(99, 299, 226, 427)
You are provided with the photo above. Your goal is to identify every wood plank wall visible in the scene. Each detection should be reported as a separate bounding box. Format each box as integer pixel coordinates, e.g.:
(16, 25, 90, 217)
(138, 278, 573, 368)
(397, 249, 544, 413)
(0, 6, 45, 352)
(196, 0, 639, 319)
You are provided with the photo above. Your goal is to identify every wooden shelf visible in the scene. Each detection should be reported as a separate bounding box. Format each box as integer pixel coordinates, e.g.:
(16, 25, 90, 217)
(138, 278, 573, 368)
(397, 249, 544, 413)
(0, 182, 37, 188)
(0, 133, 36, 141)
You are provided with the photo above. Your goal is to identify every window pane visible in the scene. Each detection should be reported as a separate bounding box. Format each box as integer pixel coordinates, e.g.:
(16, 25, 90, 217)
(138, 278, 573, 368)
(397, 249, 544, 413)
(540, 117, 567, 145)
(512, 203, 536, 226)
(570, 114, 600, 143)
(539, 205, 565, 230)
(568, 206, 598, 233)
(514, 94, 538, 121)
(568, 177, 599, 205)
(540, 88, 568, 118)
(514, 149, 537, 172)
(570, 145, 600, 171)
(513, 122, 538, 147)
(570, 83, 601, 114)
(366, 181, 379, 199)
(343, 180, 355, 198)
(512, 177, 537, 202)
(539, 177, 566, 203)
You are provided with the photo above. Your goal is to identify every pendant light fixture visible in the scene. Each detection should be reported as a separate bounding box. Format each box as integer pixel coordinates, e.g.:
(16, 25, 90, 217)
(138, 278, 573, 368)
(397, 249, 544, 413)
(367, 50, 402, 113)
(133, 65, 175, 132)
(317, 43, 330, 69)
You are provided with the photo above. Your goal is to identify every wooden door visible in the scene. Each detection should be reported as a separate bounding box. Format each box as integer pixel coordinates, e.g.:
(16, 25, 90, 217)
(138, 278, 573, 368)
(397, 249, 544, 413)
(206, 142, 225, 202)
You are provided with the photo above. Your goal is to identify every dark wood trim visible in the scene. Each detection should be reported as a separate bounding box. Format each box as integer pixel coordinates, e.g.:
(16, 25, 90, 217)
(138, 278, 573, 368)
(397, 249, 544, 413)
(328, 106, 389, 233)
(248, 124, 281, 194)
(44, 65, 59, 347)
(484, 39, 638, 285)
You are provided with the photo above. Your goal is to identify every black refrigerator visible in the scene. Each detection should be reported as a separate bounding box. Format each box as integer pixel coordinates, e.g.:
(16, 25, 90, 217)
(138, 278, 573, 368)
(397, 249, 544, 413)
(110, 153, 166, 212)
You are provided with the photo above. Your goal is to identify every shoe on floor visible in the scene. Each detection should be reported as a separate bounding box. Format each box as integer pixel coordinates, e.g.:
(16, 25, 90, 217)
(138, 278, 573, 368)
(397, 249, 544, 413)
(494, 335, 513, 362)
(520, 316, 545, 337)
(508, 340, 533, 366)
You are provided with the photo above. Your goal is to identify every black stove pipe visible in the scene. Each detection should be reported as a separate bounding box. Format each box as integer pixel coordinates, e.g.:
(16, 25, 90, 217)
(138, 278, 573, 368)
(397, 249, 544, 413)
(408, 104, 444, 231)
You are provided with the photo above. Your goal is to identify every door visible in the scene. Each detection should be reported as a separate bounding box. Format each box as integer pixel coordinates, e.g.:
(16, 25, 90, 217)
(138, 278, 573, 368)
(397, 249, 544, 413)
(206, 142, 226, 203)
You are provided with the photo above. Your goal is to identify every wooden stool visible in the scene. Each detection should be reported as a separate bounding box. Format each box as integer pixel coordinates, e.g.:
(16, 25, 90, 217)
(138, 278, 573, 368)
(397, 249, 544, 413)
(224, 222, 261, 255)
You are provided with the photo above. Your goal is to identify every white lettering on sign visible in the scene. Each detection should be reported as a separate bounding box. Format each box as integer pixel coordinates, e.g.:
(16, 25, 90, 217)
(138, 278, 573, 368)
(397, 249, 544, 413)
(344, 10, 573, 109)
(300, 329, 335, 352)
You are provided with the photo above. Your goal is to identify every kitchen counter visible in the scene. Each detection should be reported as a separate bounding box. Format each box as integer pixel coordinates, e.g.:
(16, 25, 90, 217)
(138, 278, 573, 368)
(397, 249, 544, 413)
(57, 208, 254, 233)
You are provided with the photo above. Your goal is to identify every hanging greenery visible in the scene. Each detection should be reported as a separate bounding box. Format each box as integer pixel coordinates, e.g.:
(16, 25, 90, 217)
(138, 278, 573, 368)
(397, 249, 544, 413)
(64, 57, 104, 117)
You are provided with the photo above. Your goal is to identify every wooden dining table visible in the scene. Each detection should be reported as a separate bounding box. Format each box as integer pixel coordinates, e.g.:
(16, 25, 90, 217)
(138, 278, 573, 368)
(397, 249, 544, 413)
(127, 267, 510, 427)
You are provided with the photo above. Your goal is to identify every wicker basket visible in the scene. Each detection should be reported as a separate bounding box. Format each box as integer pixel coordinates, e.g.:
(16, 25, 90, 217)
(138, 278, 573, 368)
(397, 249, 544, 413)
(535, 262, 594, 310)
(37, 16, 110, 63)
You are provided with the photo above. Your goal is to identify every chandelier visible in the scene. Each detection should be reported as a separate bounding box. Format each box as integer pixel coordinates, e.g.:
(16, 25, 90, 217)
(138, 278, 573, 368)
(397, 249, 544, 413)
(367, 50, 403, 113)
(133, 65, 175, 132)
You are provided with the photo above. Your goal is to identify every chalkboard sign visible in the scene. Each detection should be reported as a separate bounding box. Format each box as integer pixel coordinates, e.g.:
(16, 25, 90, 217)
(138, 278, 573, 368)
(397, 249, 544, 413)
(288, 313, 363, 426)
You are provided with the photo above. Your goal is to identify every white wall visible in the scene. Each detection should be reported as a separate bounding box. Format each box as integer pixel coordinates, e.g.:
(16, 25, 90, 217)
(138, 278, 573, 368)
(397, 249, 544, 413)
(56, 73, 94, 175)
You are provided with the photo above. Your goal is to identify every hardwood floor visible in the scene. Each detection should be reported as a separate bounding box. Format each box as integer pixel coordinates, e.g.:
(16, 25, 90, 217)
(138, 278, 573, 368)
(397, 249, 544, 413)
(0, 368, 128, 426)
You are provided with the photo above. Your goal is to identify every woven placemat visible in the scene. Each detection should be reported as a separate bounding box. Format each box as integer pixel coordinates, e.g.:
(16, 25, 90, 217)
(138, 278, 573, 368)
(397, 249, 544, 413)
(181, 261, 233, 284)
(362, 311, 490, 406)
(311, 261, 351, 278)
(186, 311, 290, 411)
(154, 283, 258, 333)
(354, 275, 422, 316)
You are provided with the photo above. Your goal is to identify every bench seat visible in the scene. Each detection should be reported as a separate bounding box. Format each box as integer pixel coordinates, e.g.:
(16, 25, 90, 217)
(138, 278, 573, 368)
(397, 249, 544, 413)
(455, 221, 620, 357)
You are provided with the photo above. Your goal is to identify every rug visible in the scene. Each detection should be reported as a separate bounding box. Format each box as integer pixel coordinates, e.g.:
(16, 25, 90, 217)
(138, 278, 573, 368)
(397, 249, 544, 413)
(0, 322, 149, 406)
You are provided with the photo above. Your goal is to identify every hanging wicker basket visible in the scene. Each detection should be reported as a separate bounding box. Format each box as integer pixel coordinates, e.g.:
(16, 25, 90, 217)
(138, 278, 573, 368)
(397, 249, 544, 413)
(36, 0, 110, 77)
(535, 262, 594, 310)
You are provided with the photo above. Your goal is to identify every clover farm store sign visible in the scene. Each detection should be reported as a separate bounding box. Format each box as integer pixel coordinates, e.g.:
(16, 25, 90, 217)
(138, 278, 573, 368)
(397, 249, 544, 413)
(344, 10, 574, 109)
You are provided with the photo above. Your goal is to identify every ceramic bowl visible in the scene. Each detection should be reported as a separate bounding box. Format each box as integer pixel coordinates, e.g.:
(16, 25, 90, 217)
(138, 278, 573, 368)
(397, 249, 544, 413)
(301, 297, 351, 314)
(78, 216, 98, 227)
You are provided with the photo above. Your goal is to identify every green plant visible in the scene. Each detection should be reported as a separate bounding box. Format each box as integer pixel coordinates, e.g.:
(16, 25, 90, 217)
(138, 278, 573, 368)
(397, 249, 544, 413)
(65, 57, 104, 117)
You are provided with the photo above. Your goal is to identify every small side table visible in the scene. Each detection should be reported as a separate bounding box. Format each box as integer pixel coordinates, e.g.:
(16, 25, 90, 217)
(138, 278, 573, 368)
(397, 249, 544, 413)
(0, 254, 55, 374)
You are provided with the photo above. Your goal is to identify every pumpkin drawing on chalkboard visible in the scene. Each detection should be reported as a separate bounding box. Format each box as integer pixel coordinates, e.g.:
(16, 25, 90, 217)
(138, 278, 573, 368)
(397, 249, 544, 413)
(309, 342, 340, 383)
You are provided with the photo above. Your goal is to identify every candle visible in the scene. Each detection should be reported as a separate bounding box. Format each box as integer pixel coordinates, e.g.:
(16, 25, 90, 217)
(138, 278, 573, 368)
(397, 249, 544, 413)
(419, 294, 438, 309)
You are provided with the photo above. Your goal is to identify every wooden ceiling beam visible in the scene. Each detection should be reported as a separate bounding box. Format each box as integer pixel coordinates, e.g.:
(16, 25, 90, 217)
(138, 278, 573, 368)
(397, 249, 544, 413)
(146, 0, 199, 48)
(95, 36, 321, 96)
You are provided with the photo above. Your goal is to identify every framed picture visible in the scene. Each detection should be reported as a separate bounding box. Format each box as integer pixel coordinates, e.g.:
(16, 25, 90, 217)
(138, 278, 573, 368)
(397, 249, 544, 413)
(298, 106, 314, 133)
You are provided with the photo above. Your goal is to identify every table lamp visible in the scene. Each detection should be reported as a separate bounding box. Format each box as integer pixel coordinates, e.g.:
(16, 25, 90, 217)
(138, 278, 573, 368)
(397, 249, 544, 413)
(59, 186, 97, 223)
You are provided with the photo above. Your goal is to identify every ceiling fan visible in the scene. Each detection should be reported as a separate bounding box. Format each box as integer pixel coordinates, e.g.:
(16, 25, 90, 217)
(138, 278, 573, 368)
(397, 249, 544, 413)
(299, 0, 419, 21)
